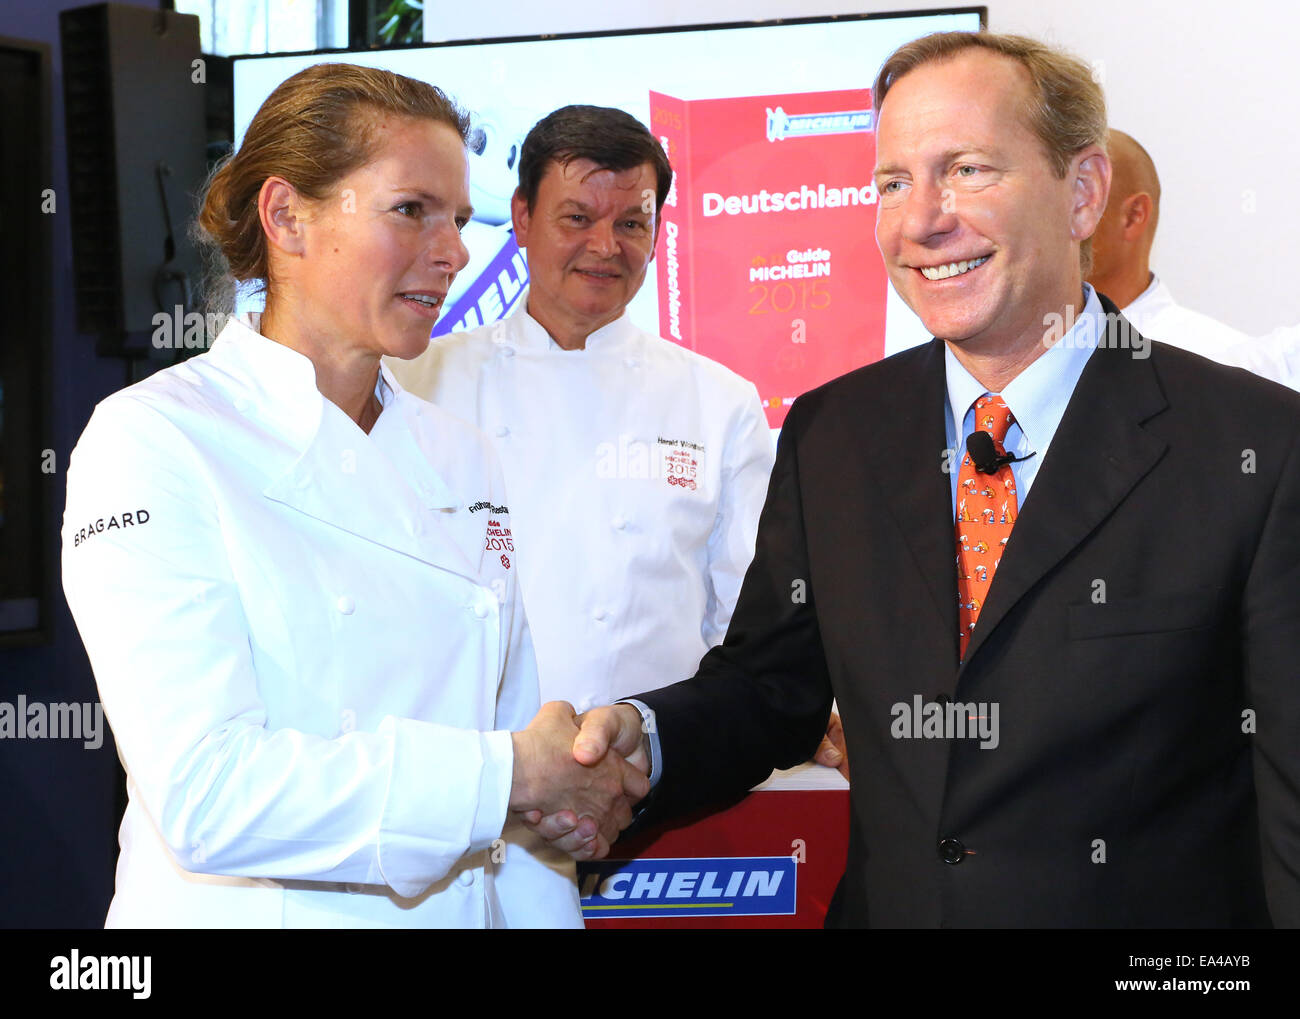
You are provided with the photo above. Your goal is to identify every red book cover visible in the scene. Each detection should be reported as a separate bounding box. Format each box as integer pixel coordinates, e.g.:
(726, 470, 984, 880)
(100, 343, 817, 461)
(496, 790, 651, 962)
(651, 88, 889, 428)
(650, 91, 693, 349)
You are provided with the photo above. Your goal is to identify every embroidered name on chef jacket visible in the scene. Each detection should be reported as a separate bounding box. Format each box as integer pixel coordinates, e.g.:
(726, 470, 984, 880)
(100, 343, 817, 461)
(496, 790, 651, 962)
(484, 517, 514, 569)
(468, 501, 514, 569)
(72, 509, 152, 547)
(657, 437, 705, 491)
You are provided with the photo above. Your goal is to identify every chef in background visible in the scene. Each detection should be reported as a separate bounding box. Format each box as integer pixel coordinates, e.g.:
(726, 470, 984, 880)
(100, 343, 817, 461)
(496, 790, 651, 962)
(390, 105, 850, 790)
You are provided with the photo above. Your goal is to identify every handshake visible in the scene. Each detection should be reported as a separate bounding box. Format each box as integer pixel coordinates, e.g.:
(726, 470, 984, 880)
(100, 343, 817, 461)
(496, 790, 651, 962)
(508, 701, 651, 859)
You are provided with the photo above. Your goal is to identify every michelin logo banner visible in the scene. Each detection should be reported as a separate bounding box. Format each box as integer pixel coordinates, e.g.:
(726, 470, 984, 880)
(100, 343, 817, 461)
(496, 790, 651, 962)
(578, 856, 797, 919)
(766, 106, 873, 142)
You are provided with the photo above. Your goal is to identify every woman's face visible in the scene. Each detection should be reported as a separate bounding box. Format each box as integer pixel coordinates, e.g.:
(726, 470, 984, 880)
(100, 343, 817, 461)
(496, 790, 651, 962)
(292, 115, 472, 361)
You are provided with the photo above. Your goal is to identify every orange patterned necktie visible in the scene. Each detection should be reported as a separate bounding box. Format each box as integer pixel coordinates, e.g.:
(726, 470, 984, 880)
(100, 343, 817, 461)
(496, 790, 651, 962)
(955, 394, 1018, 661)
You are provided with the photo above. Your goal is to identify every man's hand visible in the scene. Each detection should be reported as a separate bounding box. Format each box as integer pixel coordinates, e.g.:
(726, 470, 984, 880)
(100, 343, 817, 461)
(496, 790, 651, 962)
(510, 701, 650, 859)
(814, 711, 849, 781)
(574, 703, 650, 772)
(520, 703, 650, 859)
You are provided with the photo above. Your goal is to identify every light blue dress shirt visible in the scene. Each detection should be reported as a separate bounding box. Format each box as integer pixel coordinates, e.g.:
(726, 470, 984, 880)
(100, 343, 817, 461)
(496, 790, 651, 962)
(945, 285, 1104, 516)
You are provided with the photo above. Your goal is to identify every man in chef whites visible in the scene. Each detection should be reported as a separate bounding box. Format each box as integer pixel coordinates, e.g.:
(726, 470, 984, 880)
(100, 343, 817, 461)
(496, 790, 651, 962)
(389, 104, 849, 780)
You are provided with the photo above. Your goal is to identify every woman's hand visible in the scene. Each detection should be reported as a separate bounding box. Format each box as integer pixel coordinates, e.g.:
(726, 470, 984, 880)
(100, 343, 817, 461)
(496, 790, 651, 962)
(509, 701, 650, 859)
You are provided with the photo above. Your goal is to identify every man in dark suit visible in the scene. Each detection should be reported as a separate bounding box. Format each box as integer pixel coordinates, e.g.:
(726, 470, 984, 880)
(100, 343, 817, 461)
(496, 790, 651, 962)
(528, 31, 1300, 927)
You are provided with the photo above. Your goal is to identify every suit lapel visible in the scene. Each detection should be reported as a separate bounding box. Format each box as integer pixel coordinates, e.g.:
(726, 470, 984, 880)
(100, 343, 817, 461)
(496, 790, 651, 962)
(876, 340, 962, 656)
(958, 309, 1169, 672)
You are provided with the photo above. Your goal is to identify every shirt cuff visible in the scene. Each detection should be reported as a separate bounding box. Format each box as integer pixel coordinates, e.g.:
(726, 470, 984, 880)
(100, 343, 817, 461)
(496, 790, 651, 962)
(470, 728, 515, 851)
(616, 699, 661, 788)
(375, 717, 513, 898)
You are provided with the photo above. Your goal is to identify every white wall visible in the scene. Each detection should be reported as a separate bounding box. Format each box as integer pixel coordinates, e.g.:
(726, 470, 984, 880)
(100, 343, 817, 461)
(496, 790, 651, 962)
(428, 0, 1300, 335)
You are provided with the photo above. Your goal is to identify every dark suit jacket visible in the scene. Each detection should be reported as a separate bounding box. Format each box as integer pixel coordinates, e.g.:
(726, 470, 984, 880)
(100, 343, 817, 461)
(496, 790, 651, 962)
(634, 297, 1300, 927)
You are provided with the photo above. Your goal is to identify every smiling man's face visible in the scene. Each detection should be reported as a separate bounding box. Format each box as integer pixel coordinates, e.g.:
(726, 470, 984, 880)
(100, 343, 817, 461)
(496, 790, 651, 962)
(512, 157, 658, 349)
(874, 49, 1102, 358)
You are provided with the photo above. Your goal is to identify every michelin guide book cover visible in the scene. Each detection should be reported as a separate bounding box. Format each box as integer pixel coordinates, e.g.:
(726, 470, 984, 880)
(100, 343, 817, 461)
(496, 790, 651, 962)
(651, 87, 889, 428)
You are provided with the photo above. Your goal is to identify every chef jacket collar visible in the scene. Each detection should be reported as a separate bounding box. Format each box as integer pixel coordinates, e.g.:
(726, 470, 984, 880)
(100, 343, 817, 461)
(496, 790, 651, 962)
(211, 313, 322, 438)
(212, 312, 401, 430)
(215, 314, 479, 579)
(211, 313, 460, 512)
(505, 294, 638, 353)
(238, 309, 400, 403)
(1128, 272, 1175, 318)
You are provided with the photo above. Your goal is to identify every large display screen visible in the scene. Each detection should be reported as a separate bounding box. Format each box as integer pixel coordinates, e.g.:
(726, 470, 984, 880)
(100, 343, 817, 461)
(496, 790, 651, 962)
(233, 10, 985, 426)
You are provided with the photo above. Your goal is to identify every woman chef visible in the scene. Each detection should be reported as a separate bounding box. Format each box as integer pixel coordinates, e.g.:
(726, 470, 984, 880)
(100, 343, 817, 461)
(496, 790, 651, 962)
(60, 64, 643, 928)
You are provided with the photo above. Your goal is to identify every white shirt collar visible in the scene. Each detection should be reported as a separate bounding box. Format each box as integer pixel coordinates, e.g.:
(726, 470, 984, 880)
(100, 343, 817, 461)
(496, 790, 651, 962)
(945, 283, 1104, 453)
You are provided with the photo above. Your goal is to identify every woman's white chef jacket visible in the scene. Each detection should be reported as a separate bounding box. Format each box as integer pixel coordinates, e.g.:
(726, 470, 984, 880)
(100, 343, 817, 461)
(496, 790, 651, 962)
(61, 315, 580, 928)
(388, 306, 776, 710)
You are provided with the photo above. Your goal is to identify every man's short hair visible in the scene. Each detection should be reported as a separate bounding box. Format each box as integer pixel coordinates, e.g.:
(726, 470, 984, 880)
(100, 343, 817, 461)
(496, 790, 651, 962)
(873, 32, 1108, 272)
(516, 105, 673, 214)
